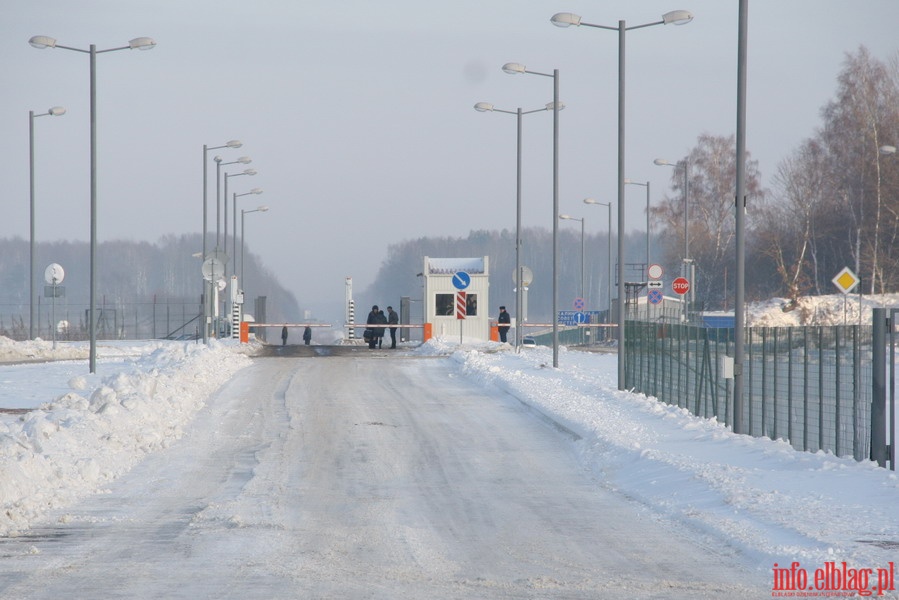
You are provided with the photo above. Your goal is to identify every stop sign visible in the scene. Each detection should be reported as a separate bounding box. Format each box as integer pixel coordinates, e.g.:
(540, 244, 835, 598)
(672, 277, 690, 295)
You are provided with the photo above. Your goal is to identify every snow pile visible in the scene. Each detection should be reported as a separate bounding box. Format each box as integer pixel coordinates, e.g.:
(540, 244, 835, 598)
(0, 340, 252, 536)
(420, 337, 899, 571)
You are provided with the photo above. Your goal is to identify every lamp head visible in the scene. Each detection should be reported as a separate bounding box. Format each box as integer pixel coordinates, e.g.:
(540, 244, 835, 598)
(550, 13, 581, 27)
(226, 140, 243, 149)
(662, 10, 693, 25)
(236, 156, 252, 164)
(583, 198, 598, 205)
(48, 106, 66, 116)
(502, 62, 526, 75)
(474, 102, 494, 112)
(258, 206, 269, 212)
(545, 101, 565, 111)
(559, 214, 572, 220)
(128, 37, 156, 50)
(243, 168, 257, 176)
(653, 158, 672, 166)
(249, 188, 263, 195)
(880, 145, 897, 156)
(29, 35, 57, 49)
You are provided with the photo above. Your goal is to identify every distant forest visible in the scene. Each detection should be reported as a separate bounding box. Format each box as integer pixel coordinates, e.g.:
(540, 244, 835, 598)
(0, 233, 300, 340)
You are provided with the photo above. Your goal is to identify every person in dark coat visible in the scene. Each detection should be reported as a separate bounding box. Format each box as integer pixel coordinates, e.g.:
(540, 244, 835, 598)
(281, 326, 288, 346)
(366, 305, 380, 349)
(303, 326, 312, 345)
(386, 306, 399, 349)
(374, 308, 388, 349)
(497, 305, 511, 343)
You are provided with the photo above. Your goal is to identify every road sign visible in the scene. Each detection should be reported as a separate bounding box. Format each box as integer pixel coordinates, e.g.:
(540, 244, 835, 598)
(558, 310, 599, 325)
(648, 264, 663, 279)
(647, 280, 663, 289)
(648, 289, 664, 304)
(512, 266, 533, 286)
(44, 263, 65, 285)
(831, 267, 859, 295)
(573, 297, 585, 310)
(672, 277, 690, 295)
(455, 291, 467, 319)
(452, 271, 471, 290)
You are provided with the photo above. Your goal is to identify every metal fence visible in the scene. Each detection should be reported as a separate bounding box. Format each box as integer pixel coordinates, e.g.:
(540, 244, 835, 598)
(0, 300, 201, 341)
(624, 321, 873, 461)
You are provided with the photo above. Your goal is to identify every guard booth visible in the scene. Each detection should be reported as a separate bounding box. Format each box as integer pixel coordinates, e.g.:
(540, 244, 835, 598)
(423, 256, 490, 341)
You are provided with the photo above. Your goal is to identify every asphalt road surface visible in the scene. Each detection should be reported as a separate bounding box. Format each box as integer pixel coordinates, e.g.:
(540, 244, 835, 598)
(0, 352, 765, 599)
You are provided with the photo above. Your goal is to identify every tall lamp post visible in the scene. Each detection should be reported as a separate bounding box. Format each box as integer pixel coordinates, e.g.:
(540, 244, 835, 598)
(241, 206, 270, 284)
(29, 35, 156, 373)
(558, 215, 585, 301)
(502, 62, 561, 367)
(222, 168, 257, 269)
(624, 179, 651, 277)
(233, 188, 263, 280)
(734, 0, 749, 435)
(654, 157, 691, 321)
(551, 10, 693, 389)
(474, 100, 559, 351)
(215, 156, 252, 252)
(29, 105, 66, 340)
(201, 140, 242, 344)
(583, 198, 613, 330)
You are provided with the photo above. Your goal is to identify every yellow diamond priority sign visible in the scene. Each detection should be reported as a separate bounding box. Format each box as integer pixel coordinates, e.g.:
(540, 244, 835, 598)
(831, 266, 860, 295)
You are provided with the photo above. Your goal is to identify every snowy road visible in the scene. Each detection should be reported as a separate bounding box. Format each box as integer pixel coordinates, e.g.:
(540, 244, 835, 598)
(0, 353, 765, 598)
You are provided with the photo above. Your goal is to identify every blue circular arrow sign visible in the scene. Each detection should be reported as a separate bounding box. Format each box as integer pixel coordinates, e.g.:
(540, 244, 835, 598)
(452, 271, 471, 290)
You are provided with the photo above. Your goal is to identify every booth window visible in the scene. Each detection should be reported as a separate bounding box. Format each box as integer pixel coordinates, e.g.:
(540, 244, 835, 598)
(435, 293, 478, 316)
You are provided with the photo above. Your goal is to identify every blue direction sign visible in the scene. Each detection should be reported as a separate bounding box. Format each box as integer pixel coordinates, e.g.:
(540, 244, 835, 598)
(559, 310, 601, 325)
(452, 271, 471, 290)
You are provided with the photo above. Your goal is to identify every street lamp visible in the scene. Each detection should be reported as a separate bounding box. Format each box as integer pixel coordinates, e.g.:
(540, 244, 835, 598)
(241, 206, 269, 284)
(735, 0, 749, 435)
(584, 198, 613, 326)
(233, 188, 263, 281)
(503, 62, 561, 367)
(558, 215, 585, 302)
(474, 100, 560, 351)
(215, 156, 252, 251)
(222, 167, 257, 265)
(624, 179, 651, 278)
(30, 35, 156, 373)
(654, 157, 691, 321)
(201, 140, 241, 344)
(29, 105, 66, 340)
(551, 10, 693, 389)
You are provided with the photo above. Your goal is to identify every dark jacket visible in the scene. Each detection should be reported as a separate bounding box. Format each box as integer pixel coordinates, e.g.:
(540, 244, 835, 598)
(387, 309, 399, 327)
(498, 310, 511, 328)
(374, 310, 388, 336)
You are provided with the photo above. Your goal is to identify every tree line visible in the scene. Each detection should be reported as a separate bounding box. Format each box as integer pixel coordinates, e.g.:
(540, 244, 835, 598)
(365, 47, 899, 320)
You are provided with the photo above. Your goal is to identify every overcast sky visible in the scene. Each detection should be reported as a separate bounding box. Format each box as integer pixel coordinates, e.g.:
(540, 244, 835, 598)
(2, 0, 896, 322)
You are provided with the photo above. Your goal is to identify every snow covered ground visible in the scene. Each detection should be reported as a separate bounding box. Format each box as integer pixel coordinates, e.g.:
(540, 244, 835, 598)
(0, 293, 897, 596)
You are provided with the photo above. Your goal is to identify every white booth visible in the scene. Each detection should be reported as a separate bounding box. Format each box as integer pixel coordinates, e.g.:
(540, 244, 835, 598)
(422, 256, 491, 342)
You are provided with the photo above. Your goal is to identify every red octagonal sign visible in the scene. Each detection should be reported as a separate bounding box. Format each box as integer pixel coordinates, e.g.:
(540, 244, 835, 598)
(672, 277, 690, 295)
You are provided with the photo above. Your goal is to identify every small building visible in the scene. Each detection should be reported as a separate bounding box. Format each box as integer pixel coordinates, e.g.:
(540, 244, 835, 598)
(423, 256, 491, 341)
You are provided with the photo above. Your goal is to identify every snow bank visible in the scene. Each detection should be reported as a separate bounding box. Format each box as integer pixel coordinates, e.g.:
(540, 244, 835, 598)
(0, 340, 252, 536)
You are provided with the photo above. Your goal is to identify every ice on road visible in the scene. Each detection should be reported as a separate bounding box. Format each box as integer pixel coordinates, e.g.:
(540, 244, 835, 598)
(0, 353, 763, 599)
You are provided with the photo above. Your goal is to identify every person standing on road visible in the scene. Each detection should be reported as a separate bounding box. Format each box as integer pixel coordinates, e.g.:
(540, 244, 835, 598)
(497, 305, 511, 343)
(366, 305, 380, 349)
(375, 308, 388, 349)
(281, 326, 288, 346)
(303, 326, 312, 345)
(386, 306, 399, 349)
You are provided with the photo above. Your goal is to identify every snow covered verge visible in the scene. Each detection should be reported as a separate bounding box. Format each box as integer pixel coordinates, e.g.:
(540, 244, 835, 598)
(420, 337, 899, 578)
(0, 338, 253, 536)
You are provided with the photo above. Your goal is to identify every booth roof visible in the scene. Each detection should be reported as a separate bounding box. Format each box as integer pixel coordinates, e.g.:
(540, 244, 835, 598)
(426, 257, 485, 275)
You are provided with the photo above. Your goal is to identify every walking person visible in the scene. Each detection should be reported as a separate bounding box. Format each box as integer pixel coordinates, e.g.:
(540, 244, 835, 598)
(497, 305, 511, 343)
(386, 306, 399, 349)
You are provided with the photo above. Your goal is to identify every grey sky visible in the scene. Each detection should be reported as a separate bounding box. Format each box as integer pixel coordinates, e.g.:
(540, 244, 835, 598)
(2, 0, 896, 322)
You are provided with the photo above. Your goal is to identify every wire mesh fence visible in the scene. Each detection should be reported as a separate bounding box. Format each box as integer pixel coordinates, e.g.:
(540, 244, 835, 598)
(624, 321, 873, 461)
